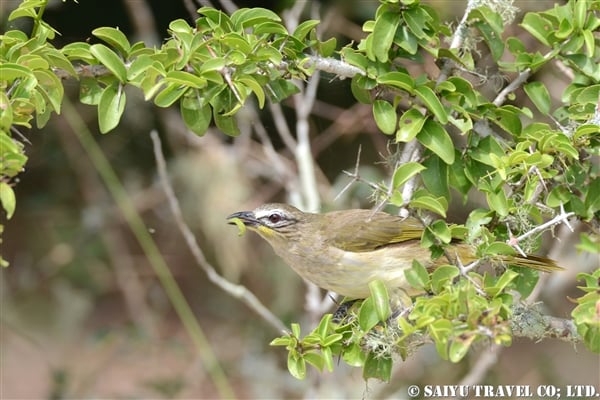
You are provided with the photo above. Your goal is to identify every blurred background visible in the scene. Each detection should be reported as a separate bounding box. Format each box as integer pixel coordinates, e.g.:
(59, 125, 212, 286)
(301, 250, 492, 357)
(1, 0, 598, 398)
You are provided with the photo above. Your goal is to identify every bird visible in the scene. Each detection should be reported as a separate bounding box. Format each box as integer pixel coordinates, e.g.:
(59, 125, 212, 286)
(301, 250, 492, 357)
(227, 203, 561, 299)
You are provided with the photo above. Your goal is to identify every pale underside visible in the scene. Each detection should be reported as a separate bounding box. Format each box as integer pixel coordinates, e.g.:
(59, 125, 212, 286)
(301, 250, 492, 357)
(273, 239, 453, 298)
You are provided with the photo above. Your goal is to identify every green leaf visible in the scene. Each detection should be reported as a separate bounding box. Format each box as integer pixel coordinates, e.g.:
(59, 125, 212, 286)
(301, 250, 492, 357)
(322, 333, 343, 348)
(582, 29, 595, 57)
(321, 346, 335, 372)
(98, 82, 126, 133)
(512, 267, 539, 298)
(414, 85, 448, 124)
(363, 353, 392, 382)
(571, 294, 600, 353)
(237, 76, 265, 108)
(358, 298, 380, 332)
(397, 108, 426, 142)
(92, 27, 131, 56)
(222, 33, 253, 54)
(394, 24, 418, 54)
(0, 182, 16, 219)
(469, 136, 504, 166)
(319, 37, 337, 58)
(377, 71, 415, 93)
(266, 79, 300, 103)
(79, 77, 103, 105)
(341, 48, 370, 71)
(490, 269, 520, 295)
(254, 22, 289, 36)
(169, 18, 193, 34)
(293, 20, 320, 41)
(429, 220, 452, 244)
(430, 265, 459, 294)
(181, 99, 212, 136)
(448, 334, 476, 362)
(351, 76, 372, 104)
(342, 342, 367, 367)
(585, 178, 600, 216)
(409, 191, 448, 217)
(0, 93, 12, 131)
(486, 189, 509, 217)
(270, 336, 292, 347)
(62, 42, 96, 63)
(416, 119, 455, 164)
(368, 280, 391, 322)
(484, 242, 516, 257)
(287, 352, 307, 380)
(316, 313, 332, 339)
(521, 13, 552, 46)
(291, 322, 301, 338)
(546, 186, 571, 208)
(0, 63, 37, 84)
(422, 155, 449, 199)
(371, 10, 401, 62)
(573, 0, 587, 30)
(449, 154, 472, 196)
(392, 161, 426, 190)
(524, 82, 551, 115)
(303, 352, 325, 372)
(373, 100, 397, 135)
(154, 83, 188, 108)
(428, 319, 452, 349)
(404, 259, 430, 290)
(231, 7, 281, 30)
(165, 71, 207, 89)
(90, 44, 127, 83)
(200, 58, 227, 74)
(470, 7, 504, 61)
(214, 111, 240, 137)
(33, 69, 64, 113)
(402, 6, 431, 39)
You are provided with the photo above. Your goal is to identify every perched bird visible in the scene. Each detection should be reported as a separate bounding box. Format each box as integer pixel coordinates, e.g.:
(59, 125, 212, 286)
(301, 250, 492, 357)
(227, 203, 560, 299)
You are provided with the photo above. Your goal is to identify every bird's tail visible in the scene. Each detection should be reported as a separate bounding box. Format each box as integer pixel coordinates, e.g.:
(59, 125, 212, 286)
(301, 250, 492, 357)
(501, 254, 564, 273)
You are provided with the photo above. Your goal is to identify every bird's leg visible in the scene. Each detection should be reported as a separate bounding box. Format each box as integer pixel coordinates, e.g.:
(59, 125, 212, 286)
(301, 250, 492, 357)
(332, 298, 359, 324)
(388, 288, 414, 320)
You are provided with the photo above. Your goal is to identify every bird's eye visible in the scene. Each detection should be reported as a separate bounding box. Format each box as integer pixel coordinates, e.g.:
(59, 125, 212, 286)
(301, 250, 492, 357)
(268, 213, 283, 224)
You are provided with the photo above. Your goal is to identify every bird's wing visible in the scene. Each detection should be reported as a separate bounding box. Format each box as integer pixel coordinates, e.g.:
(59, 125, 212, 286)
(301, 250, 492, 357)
(323, 210, 424, 252)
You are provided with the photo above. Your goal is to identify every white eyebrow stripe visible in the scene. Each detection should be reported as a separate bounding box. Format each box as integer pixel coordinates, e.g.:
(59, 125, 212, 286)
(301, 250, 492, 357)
(255, 209, 287, 219)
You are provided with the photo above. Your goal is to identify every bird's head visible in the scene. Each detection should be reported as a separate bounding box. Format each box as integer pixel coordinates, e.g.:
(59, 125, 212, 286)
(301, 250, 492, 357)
(227, 203, 309, 244)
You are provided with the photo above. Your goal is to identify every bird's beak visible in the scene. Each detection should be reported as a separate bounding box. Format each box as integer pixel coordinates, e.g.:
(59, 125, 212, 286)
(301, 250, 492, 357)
(227, 211, 260, 227)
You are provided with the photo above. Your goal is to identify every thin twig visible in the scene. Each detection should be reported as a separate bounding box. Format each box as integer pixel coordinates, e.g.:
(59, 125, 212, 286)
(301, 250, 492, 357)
(150, 130, 287, 333)
(493, 68, 532, 107)
(436, 0, 477, 84)
(334, 145, 362, 202)
(293, 72, 321, 212)
(268, 102, 297, 153)
(513, 209, 575, 244)
(305, 55, 365, 79)
(397, 140, 422, 218)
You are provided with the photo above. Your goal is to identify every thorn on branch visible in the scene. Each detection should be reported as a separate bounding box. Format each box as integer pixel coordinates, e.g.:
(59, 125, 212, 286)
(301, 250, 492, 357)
(506, 207, 576, 253)
(335, 145, 366, 201)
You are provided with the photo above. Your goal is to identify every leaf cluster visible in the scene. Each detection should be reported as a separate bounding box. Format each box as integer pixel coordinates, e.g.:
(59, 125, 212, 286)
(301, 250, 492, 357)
(271, 267, 534, 382)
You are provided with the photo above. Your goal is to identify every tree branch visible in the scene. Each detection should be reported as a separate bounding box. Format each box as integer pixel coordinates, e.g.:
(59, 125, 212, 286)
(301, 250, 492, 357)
(150, 130, 287, 334)
(511, 303, 581, 343)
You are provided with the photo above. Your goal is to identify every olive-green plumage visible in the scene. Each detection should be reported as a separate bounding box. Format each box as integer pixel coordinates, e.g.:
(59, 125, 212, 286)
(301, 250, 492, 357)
(228, 203, 561, 298)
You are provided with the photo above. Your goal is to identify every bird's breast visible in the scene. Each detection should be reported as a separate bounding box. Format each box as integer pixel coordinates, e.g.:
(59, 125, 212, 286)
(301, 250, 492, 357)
(279, 241, 433, 298)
